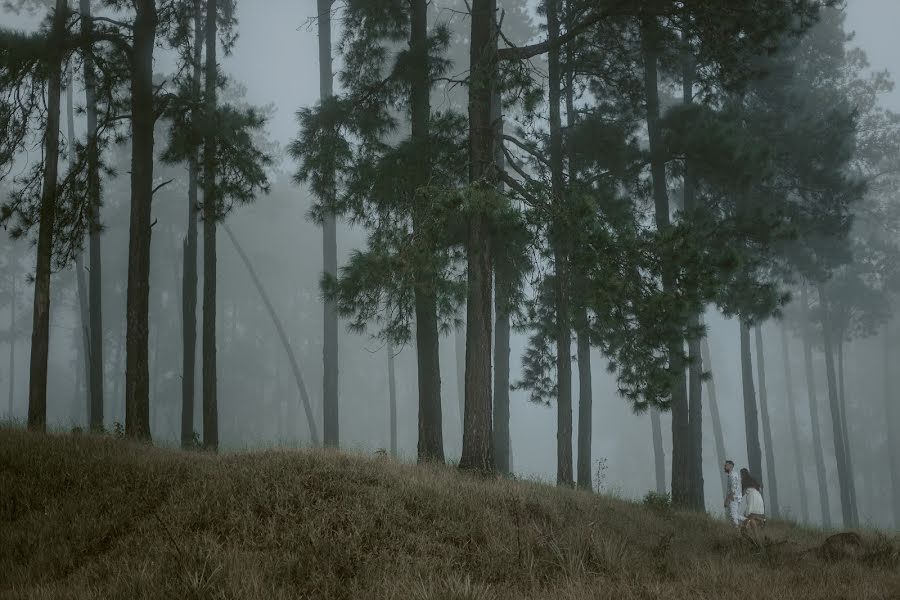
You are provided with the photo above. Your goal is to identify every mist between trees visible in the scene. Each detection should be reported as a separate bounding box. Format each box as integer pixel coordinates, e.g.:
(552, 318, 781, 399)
(2, 0, 900, 532)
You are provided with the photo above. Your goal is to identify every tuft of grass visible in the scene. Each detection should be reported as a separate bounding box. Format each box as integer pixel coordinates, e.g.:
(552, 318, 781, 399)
(2, 427, 900, 599)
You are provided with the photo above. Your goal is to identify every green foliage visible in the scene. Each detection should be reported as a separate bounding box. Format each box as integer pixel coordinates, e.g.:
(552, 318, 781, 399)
(643, 490, 672, 513)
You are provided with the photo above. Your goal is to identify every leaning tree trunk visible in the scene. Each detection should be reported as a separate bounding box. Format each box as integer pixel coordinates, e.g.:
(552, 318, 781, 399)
(836, 336, 859, 526)
(754, 326, 780, 519)
(387, 341, 397, 457)
(223, 224, 319, 444)
(409, 0, 445, 463)
(740, 321, 763, 482)
(181, 0, 202, 448)
(317, 0, 339, 449)
(80, 0, 104, 431)
(641, 17, 689, 506)
(682, 42, 703, 512)
(817, 285, 853, 528)
(883, 326, 900, 529)
(459, 0, 496, 474)
(27, 0, 66, 432)
(65, 57, 92, 424)
(780, 324, 810, 524)
(700, 333, 728, 501)
(547, 0, 573, 488)
(651, 408, 666, 494)
(201, 0, 218, 450)
(800, 283, 831, 527)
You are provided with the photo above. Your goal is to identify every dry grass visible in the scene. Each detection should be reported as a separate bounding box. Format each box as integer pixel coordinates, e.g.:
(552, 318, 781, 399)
(1, 427, 899, 600)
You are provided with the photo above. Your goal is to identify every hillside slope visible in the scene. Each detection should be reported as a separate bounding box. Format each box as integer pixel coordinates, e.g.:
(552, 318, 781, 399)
(1, 428, 898, 600)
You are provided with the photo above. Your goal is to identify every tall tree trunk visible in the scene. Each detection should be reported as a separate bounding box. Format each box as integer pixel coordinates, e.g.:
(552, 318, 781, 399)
(817, 285, 853, 528)
(388, 341, 397, 457)
(780, 324, 810, 524)
(493, 278, 511, 474)
(836, 335, 859, 526)
(317, 0, 339, 449)
(66, 58, 92, 423)
(456, 320, 465, 430)
(641, 17, 689, 506)
(546, 0, 573, 487)
(80, 0, 103, 431)
(681, 35, 704, 512)
(410, 0, 444, 463)
(740, 321, 763, 481)
(700, 334, 727, 500)
(201, 0, 218, 450)
(491, 49, 511, 476)
(223, 224, 319, 443)
(651, 408, 665, 494)
(754, 326, 780, 518)
(8, 272, 16, 419)
(566, 48, 593, 491)
(124, 0, 157, 440)
(27, 0, 66, 432)
(800, 283, 831, 527)
(459, 0, 496, 474)
(883, 327, 900, 529)
(181, 0, 202, 448)
(576, 314, 592, 490)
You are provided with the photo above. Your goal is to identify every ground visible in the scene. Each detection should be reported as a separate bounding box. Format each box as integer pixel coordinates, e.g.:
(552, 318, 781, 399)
(1, 427, 899, 599)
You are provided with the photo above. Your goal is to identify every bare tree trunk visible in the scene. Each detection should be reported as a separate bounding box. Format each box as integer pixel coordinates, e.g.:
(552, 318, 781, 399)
(456, 320, 465, 430)
(181, 0, 202, 448)
(124, 0, 157, 441)
(317, 0, 339, 449)
(8, 272, 16, 419)
(388, 341, 397, 457)
(493, 281, 511, 474)
(28, 0, 66, 432)
(836, 336, 859, 526)
(818, 285, 853, 528)
(66, 57, 92, 423)
(700, 334, 727, 500)
(740, 321, 763, 481)
(800, 283, 831, 527)
(223, 224, 319, 444)
(754, 325, 780, 518)
(681, 36, 704, 512)
(79, 0, 104, 431)
(410, 0, 444, 463)
(546, 0, 573, 488)
(641, 17, 689, 506)
(459, 0, 496, 474)
(491, 53, 510, 476)
(651, 408, 665, 494)
(780, 323, 809, 524)
(883, 327, 900, 529)
(576, 316, 592, 490)
(201, 0, 218, 450)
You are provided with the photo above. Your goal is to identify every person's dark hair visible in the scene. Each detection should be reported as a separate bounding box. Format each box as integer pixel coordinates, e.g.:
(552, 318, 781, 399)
(740, 468, 762, 492)
(725, 460, 734, 467)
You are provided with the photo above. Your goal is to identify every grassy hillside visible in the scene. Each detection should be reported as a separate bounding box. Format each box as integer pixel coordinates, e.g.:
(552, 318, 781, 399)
(2, 428, 899, 599)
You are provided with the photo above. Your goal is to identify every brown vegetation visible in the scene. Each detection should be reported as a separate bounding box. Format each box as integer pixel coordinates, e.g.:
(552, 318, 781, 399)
(1, 427, 899, 599)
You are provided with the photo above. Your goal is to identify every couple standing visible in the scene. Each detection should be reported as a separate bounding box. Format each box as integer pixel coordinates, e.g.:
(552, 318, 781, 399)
(723, 460, 766, 529)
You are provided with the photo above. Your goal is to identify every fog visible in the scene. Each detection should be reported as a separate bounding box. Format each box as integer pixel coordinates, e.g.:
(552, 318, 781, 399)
(2, 0, 900, 532)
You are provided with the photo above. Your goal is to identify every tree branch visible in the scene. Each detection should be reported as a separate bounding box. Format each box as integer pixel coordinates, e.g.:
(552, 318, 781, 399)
(500, 171, 540, 208)
(503, 134, 550, 168)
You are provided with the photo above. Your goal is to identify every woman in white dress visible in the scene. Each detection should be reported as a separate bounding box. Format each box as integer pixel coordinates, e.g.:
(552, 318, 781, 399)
(739, 468, 766, 529)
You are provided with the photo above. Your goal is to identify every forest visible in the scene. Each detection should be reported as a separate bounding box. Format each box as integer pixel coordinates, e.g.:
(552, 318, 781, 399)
(3, 0, 900, 540)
